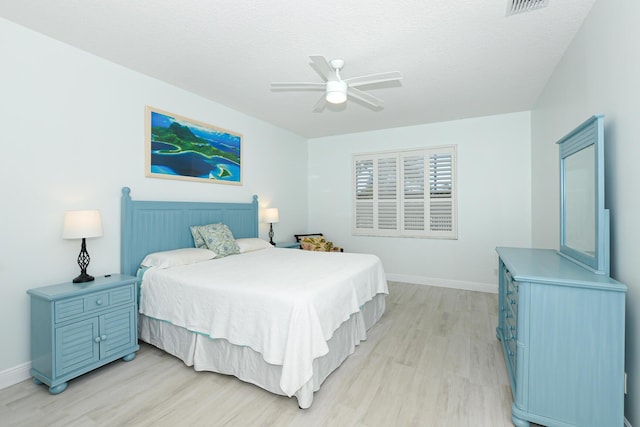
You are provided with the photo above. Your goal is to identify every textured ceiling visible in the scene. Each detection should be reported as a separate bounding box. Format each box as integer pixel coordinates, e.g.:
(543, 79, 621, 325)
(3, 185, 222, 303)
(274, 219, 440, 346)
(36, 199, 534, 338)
(0, 0, 595, 138)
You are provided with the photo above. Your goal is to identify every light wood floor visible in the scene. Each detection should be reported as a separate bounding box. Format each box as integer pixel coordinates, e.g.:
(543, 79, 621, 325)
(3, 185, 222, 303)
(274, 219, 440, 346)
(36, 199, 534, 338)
(1, 282, 526, 426)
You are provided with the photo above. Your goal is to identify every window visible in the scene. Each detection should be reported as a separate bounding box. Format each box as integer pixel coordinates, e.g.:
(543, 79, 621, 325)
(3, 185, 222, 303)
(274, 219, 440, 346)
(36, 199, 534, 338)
(353, 146, 457, 239)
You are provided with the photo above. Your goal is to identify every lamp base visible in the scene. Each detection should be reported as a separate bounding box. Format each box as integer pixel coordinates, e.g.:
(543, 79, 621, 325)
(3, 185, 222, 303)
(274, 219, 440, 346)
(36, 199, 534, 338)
(73, 272, 95, 283)
(73, 237, 94, 283)
(269, 223, 275, 246)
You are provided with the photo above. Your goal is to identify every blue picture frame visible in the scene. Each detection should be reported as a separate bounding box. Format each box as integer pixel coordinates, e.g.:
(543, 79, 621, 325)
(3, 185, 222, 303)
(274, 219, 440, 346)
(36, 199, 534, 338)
(145, 106, 242, 185)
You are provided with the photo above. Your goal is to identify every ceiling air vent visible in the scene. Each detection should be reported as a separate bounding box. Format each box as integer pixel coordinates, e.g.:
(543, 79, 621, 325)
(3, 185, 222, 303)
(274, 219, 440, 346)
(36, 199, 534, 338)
(506, 0, 549, 16)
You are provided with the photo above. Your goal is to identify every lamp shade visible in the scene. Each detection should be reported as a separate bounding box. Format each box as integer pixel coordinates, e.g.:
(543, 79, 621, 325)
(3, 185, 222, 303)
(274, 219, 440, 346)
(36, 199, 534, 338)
(264, 208, 280, 224)
(63, 210, 103, 239)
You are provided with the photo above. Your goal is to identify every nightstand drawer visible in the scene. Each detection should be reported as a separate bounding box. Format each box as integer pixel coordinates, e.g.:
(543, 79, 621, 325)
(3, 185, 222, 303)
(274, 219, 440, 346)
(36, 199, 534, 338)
(54, 284, 134, 323)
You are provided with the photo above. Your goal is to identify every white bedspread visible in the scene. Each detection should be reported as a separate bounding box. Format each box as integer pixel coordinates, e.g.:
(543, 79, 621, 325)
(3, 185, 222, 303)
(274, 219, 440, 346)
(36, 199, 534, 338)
(139, 247, 388, 396)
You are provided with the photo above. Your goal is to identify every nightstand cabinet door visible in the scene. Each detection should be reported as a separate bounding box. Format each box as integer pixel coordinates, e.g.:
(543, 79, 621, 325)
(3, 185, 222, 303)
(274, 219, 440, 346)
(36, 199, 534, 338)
(55, 317, 100, 377)
(100, 305, 137, 359)
(28, 274, 139, 394)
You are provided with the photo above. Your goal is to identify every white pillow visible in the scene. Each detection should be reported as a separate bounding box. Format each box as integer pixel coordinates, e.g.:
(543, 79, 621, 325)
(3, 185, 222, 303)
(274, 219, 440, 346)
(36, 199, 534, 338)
(235, 238, 273, 253)
(141, 248, 216, 269)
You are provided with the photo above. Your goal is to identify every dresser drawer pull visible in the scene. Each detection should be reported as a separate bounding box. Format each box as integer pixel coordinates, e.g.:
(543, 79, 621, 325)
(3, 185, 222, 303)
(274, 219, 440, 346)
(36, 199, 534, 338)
(94, 335, 108, 343)
(95, 299, 103, 306)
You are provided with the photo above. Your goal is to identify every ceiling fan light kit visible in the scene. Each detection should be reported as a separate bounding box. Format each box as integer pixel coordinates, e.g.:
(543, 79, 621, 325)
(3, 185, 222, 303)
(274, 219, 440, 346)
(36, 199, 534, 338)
(325, 80, 348, 104)
(270, 56, 402, 111)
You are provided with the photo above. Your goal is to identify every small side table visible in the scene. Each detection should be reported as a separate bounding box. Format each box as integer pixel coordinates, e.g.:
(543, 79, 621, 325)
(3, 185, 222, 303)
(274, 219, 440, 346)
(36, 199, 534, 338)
(27, 274, 139, 394)
(275, 242, 301, 249)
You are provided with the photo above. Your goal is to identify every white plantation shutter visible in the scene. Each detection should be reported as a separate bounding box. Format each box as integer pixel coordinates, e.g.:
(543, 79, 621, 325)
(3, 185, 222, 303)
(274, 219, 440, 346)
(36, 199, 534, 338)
(353, 146, 456, 239)
(377, 157, 398, 230)
(429, 151, 454, 232)
(354, 158, 374, 229)
(402, 154, 426, 231)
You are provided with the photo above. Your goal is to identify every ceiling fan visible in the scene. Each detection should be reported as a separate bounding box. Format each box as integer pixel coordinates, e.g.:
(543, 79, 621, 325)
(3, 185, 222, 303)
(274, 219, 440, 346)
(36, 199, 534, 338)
(270, 56, 402, 112)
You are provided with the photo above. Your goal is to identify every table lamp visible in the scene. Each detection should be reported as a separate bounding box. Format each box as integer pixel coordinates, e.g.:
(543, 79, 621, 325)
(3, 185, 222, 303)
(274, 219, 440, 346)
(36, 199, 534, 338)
(264, 208, 279, 246)
(63, 210, 103, 283)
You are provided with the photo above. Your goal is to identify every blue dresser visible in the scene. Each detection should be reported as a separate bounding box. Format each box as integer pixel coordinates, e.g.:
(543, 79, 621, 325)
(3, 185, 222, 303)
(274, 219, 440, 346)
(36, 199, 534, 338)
(496, 247, 626, 427)
(28, 274, 139, 394)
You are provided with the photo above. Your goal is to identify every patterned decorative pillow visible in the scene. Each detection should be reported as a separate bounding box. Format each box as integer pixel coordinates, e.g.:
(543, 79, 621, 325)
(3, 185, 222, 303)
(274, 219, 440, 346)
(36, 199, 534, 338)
(196, 223, 240, 257)
(190, 225, 208, 249)
(301, 236, 334, 251)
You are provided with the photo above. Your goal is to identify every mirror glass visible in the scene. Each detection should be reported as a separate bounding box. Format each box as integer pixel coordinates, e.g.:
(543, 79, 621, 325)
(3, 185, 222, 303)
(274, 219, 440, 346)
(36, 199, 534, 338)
(563, 145, 595, 256)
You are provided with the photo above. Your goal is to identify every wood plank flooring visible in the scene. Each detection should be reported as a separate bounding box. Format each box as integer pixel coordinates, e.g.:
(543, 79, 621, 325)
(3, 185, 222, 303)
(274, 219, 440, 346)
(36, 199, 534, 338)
(0, 282, 525, 426)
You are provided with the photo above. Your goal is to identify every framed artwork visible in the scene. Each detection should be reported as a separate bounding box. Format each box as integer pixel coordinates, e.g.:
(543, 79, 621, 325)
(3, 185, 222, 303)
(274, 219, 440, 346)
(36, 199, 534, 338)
(145, 106, 242, 185)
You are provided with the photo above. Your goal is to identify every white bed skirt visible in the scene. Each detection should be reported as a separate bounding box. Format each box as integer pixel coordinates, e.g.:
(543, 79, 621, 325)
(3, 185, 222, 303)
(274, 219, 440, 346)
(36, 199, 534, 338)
(139, 293, 386, 408)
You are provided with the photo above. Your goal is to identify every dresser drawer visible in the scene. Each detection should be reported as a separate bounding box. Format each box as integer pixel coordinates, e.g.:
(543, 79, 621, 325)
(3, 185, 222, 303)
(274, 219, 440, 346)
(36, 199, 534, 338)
(503, 268, 519, 317)
(504, 306, 517, 337)
(54, 284, 135, 323)
(504, 268, 518, 293)
(504, 289, 518, 318)
(503, 305, 518, 375)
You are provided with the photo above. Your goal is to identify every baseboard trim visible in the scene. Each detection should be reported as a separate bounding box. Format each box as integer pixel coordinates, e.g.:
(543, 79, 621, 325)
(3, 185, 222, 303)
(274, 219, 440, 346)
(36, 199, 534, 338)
(386, 273, 498, 294)
(0, 361, 31, 390)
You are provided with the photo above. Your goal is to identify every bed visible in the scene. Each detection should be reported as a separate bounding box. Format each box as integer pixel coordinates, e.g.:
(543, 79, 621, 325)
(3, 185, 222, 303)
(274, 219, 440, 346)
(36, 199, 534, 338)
(120, 187, 388, 408)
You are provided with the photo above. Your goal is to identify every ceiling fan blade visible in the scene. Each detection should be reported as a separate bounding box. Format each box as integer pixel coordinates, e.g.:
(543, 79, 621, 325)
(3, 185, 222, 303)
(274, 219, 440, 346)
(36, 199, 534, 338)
(309, 56, 334, 81)
(348, 87, 384, 108)
(345, 71, 402, 87)
(312, 94, 327, 112)
(270, 82, 325, 91)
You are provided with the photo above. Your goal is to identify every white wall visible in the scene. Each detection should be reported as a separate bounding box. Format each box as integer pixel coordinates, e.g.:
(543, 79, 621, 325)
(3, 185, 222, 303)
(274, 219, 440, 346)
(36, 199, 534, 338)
(308, 112, 532, 291)
(531, 1, 640, 422)
(0, 18, 308, 375)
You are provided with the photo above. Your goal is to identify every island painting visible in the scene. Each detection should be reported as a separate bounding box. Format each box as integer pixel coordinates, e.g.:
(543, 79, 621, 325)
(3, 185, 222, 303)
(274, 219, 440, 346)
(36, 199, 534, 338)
(145, 106, 242, 185)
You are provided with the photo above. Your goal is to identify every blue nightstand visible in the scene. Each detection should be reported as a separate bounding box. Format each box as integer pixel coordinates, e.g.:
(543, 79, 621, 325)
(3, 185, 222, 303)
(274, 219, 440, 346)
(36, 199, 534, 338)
(275, 242, 301, 249)
(27, 274, 139, 394)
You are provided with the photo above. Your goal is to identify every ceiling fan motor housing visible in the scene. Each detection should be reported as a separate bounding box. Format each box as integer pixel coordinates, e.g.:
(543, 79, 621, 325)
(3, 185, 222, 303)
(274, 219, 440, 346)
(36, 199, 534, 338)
(329, 58, 345, 70)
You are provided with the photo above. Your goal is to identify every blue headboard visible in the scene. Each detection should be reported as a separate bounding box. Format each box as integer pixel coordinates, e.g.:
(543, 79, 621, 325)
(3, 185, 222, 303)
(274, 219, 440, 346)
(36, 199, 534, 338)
(120, 187, 259, 276)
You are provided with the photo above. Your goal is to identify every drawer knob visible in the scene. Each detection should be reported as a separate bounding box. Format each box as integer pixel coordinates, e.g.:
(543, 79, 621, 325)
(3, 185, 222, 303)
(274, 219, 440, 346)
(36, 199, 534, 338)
(101, 335, 107, 341)
(94, 336, 101, 343)
(96, 299, 103, 306)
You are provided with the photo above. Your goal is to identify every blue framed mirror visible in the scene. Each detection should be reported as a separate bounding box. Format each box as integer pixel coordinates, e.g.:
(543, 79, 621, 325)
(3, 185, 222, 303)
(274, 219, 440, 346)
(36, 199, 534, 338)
(557, 115, 609, 275)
